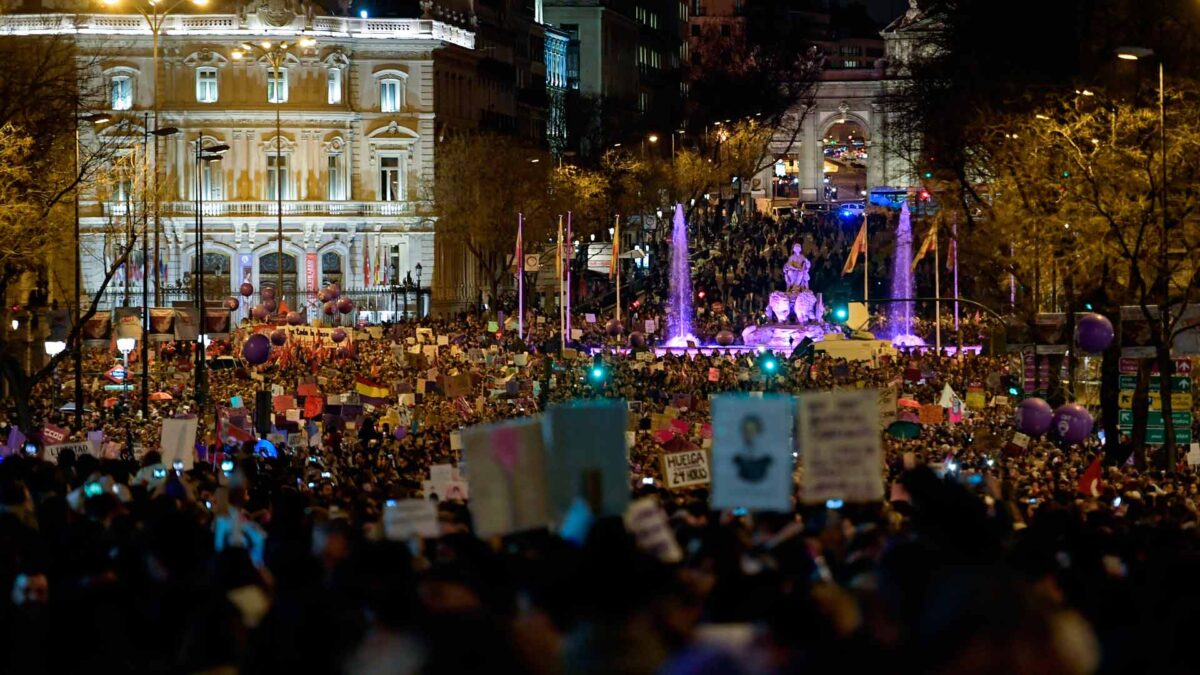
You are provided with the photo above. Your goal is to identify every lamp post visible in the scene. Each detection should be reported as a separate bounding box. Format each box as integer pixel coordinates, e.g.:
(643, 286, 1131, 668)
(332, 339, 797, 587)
(73, 109, 110, 430)
(100, 0, 209, 305)
(233, 37, 316, 313)
(193, 140, 229, 410)
(116, 337, 135, 412)
(140, 117, 179, 420)
(415, 262, 423, 317)
(44, 340, 66, 409)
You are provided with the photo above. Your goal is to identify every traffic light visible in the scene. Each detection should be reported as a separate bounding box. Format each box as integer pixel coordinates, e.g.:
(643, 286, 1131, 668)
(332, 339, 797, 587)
(589, 354, 607, 384)
(757, 350, 778, 374)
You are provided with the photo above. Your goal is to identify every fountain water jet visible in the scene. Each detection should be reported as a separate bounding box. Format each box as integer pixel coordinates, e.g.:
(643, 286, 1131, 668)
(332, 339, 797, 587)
(664, 203, 696, 347)
(890, 200, 924, 347)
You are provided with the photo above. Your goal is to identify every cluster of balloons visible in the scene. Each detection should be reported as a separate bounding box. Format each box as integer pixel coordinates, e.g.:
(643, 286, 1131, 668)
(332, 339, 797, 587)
(1015, 397, 1094, 445)
(319, 284, 354, 316)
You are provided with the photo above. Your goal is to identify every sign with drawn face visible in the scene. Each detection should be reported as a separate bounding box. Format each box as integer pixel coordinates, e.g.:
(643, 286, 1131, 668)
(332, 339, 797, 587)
(711, 394, 795, 512)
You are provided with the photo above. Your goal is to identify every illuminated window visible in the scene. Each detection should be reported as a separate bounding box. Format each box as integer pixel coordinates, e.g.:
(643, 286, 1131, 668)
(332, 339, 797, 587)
(380, 78, 402, 112)
(267, 68, 288, 103)
(379, 155, 404, 201)
(111, 75, 132, 110)
(196, 68, 218, 103)
(327, 68, 342, 104)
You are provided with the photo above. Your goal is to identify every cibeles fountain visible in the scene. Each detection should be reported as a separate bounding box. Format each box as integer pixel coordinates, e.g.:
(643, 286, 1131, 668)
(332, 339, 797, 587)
(740, 244, 838, 350)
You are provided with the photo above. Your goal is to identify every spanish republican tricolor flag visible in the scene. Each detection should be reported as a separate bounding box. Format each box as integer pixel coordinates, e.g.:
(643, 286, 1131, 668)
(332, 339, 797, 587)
(355, 376, 390, 407)
(842, 217, 868, 275)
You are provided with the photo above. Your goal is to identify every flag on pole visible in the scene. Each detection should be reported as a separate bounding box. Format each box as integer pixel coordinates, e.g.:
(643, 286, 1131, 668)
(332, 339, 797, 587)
(609, 216, 620, 278)
(947, 232, 957, 271)
(842, 216, 868, 275)
(514, 217, 524, 279)
(374, 233, 383, 285)
(911, 222, 938, 272)
(363, 233, 371, 287)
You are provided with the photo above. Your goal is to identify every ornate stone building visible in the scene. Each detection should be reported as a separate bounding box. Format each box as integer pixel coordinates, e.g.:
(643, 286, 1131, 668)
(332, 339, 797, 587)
(0, 0, 485, 317)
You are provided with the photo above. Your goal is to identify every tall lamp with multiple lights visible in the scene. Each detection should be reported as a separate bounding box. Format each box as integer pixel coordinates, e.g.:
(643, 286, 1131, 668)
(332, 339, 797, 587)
(100, 0, 209, 305)
(73, 109, 110, 429)
(232, 36, 316, 312)
(140, 116, 178, 419)
(193, 139, 229, 410)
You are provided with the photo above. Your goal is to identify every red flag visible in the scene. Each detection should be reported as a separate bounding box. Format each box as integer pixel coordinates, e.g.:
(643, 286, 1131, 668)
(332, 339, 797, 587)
(303, 395, 325, 418)
(609, 215, 620, 278)
(1077, 457, 1103, 497)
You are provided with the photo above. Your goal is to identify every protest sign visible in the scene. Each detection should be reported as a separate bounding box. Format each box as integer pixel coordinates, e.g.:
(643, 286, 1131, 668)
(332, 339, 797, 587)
(383, 499, 440, 540)
(585, 313, 596, 323)
(437, 334, 449, 346)
(444, 373, 471, 398)
(878, 386, 899, 429)
(711, 394, 795, 511)
(41, 423, 69, 446)
(623, 498, 682, 563)
(1189, 443, 1200, 467)
(919, 404, 943, 425)
(160, 416, 198, 470)
(661, 448, 710, 489)
(798, 389, 883, 503)
(966, 385, 986, 410)
(543, 400, 629, 519)
(449, 429, 463, 451)
(45, 442, 92, 461)
(708, 367, 720, 383)
(463, 417, 550, 537)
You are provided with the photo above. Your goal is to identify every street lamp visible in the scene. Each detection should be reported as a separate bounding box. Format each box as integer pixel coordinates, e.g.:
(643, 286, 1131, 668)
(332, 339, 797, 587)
(233, 37, 317, 312)
(73, 110, 109, 430)
(193, 140, 228, 411)
(415, 262, 423, 317)
(100, 0, 209, 305)
(116, 337, 136, 410)
(1117, 44, 1172, 462)
(140, 118, 179, 420)
(45, 340, 66, 408)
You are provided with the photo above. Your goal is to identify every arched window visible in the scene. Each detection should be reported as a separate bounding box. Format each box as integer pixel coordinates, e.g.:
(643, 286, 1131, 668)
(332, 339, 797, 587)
(260, 252, 299, 304)
(201, 251, 231, 300)
(321, 251, 343, 287)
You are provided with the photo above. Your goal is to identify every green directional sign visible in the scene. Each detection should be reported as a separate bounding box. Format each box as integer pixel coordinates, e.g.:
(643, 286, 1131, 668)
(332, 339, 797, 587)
(1118, 410, 1192, 428)
(1145, 427, 1193, 444)
(1118, 375, 1192, 392)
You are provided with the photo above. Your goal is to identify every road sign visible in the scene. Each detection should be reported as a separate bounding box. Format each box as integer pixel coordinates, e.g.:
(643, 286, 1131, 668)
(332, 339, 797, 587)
(104, 365, 127, 384)
(1118, 375, 1192, 392)
(1118, 410, 1192, 428)
(1118, 390, 1193, 411)
(1118, 357, 1192, 375)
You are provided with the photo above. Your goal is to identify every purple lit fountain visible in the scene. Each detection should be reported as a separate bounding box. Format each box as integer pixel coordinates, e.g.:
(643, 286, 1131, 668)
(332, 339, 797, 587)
(890, 201, 925, 347)
(664, 203, 696, 347)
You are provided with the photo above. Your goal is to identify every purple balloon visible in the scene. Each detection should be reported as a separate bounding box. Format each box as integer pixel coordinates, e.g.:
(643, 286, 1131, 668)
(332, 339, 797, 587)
(1015, 397, 1054, 436)
(250, 304, 269, 321)
(286, 311, 305, 326)
(263, 298, 278, 314)
(242, 333, 271, 365)
(327, 283, 341, 299)
(317, 288, 331, 304)
(323, 300, 336, 316)
(261, 286, 276, 301)
(1052, 403, 1094, 445)
(1076, 313, 1114, 353)
(239, 282, 254, 298)
(715, 330, 735, 346)
(336, 297, 354, 314)
(223, 297, 240, 311)
(628, 331, 646, 348)
(270, 329, 288, 347)
(606, 319, 623, 336)
(331, 328, 348, 344)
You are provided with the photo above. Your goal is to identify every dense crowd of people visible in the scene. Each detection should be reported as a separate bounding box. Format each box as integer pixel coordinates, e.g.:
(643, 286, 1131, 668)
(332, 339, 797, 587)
(2, 301, 1199, 674)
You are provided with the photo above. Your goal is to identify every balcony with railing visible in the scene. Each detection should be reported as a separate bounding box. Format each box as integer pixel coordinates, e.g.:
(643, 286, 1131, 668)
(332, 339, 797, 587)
(97, 200, 422, 219)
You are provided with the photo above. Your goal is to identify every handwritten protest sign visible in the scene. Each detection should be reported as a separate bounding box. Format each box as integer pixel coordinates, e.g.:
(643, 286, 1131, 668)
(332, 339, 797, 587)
(45, 442, 92, 461)
(711, 395, 794, 511)
(919, 404, 943, 426)
(798, 390, 883, 503)
(463, 418, 549, 537)
(383, 499, 440, 540)
(661, 448, 710, 489)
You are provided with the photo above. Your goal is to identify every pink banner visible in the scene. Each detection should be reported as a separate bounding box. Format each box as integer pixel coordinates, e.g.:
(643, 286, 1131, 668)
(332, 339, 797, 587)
(305, 253, 318, 295)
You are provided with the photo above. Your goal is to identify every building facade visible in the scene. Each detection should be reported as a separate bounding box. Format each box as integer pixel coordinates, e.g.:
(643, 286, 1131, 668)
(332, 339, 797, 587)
(0, 0, 483, 318)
